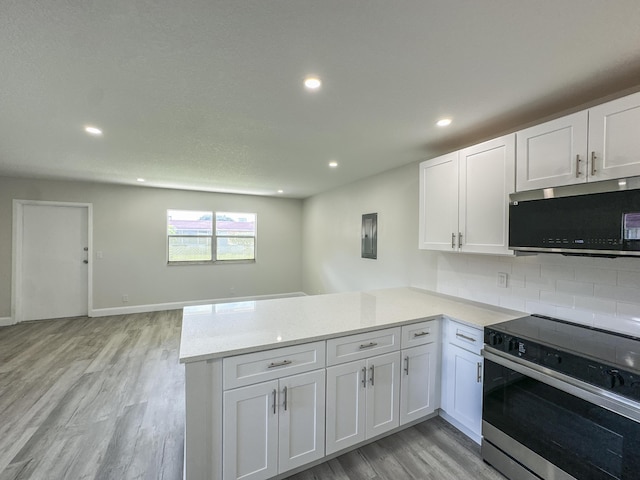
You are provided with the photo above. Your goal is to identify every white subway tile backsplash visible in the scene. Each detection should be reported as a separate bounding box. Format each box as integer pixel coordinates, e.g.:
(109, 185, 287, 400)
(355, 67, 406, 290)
(540, 264, 575, 281)
(434, 252, 640, 337)
(554, 307, 594, 326)
(510, 285, 541, 301)
(556, 280, 594, 296)
(617, 302, 640, 320)
(594, 284, 640, 304)
(574, 295, 616, 315)
(618, 270, 640, 288)
(573, 266, 617, 286)
(499, 296, 526, 311)
(512, 262, 541, 279)
(525, 301, 557, 317)
(509, 276, 526, 289)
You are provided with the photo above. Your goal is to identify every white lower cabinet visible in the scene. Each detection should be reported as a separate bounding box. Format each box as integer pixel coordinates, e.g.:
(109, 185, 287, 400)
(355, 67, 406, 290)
(326, 351, 401, 455)
(399, 342, 439, 425)
(223, 369, 326, 480)
(441, 319, 484, 443)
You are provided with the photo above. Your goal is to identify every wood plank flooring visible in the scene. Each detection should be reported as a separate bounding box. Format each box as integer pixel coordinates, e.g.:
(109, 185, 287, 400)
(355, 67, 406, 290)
(0, 311, 504, 480)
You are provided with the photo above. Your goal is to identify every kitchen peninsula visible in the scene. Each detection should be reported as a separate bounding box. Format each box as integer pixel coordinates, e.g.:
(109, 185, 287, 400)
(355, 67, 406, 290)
(179, 287, 523, 480)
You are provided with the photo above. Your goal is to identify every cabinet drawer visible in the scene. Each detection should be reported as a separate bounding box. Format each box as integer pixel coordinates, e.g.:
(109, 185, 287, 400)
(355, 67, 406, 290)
(223, 341, 326, 390)
(446, 319, 482, 355)
(326, 327, 401, 366)
(401, 320, 439, 349)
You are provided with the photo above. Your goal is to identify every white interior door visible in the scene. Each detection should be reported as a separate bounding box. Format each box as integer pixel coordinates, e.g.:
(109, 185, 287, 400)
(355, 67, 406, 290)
(20, 203, 89, 321)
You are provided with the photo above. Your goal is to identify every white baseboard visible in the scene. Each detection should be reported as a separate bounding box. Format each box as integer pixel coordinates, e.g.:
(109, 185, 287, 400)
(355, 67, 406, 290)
(90, 291, 307, 318)
(0, 317, 15, 327)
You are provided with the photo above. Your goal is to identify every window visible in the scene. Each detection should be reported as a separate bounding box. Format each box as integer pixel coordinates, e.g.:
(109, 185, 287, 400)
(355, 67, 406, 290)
(167, 210, 256, 263)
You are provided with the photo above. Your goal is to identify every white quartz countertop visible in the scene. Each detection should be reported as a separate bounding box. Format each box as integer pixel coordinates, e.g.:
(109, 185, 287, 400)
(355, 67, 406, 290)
(179, 287, 525, 363)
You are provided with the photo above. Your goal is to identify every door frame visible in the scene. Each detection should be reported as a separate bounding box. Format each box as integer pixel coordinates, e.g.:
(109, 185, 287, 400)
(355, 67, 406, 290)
(12, 199, 94, 323)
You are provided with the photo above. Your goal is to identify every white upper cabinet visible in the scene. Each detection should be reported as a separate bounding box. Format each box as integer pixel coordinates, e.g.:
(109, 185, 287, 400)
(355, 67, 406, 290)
(419, 134, 515, 255)
(588, 91, 640, 181)
(516, 91, 640, 192)
(418, 151, 459, 251)
(516, 111, 588, 191)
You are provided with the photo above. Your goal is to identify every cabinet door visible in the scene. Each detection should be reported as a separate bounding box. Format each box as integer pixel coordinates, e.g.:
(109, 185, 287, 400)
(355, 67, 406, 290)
(459, 134, 515, 255)
(588, 91, 640, 181)
(444, 344, 483, 440)
(278, 370, 326, 473)
(516, 111, 588, 191)
(365, 351, 401, 439)
(419, 152, 459, 251)
(400, 343, 439, 426)
(223, 380, 279, 480)
(325, 360, 367, 455)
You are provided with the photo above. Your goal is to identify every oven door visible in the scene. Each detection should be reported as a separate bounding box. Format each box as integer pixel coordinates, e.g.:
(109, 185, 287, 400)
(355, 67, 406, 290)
(482, 350, 640, 480)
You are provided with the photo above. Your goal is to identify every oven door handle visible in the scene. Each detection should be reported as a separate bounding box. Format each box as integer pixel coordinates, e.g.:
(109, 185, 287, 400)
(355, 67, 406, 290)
(482, 348, 640, 424)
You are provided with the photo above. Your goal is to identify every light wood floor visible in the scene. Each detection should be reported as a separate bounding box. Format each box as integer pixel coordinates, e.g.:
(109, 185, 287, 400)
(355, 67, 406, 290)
(0, 311, 504, 480)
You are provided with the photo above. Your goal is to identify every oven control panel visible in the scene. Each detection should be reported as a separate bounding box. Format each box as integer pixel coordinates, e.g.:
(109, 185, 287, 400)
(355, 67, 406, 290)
(484, 327, 640, 402)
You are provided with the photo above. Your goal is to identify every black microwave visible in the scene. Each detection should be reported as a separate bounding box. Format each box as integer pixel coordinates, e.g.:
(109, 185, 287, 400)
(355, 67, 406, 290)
(509, 188, 640, 257)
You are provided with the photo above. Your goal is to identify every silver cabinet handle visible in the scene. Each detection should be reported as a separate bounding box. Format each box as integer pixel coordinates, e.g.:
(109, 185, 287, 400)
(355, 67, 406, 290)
(272, 389, 277, 414)
(591, 151, 597, 176)
(458, 232, 463, 248)
(413, 331, 429, 338)
(477, 362, 482, 383)
(451, 232, 456, 249)
(456, 332, 476, 342)
(359, 342, 378, 350)
(369, 365, 375, 386)
(268, 360, 292, 369)
(283, 386, 288, 411)
(576, 154, 582, 178)
(404, 356, 409, 375)
(361, 366, 367, 388)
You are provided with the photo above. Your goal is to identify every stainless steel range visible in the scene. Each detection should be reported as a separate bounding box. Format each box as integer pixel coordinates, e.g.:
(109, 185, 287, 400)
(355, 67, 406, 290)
(482, 315, 640, 480)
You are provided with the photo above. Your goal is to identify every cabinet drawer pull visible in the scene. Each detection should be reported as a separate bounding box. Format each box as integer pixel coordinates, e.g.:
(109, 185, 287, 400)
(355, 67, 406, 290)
(370, 365, 375, 386)
(267, 360, 292, 368)
(404, 356, 410, 375)
(477, 362, 482, 383)
(413, 331, 429, 338)
(361, 367, 367, 388)
(272, 389, 277, 414)
(451, 232, 456, 249)
(359, 342, 378, 350)
(591, 151, 597, 176)
(456, 332, 476, 342)
(458, 232, 463, 248)
(576, 154, 582, 178)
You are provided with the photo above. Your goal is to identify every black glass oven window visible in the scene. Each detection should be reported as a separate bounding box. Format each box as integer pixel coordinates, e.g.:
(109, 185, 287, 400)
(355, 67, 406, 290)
(483, 360, 640, 480)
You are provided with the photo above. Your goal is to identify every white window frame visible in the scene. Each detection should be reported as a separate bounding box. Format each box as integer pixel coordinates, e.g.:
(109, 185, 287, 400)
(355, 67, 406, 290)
(167, 209, 256, 265)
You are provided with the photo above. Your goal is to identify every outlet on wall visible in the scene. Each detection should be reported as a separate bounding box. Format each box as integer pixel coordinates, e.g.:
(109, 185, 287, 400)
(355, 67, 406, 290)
(497, 272, 508, 288)
(122, 294, 129, 303)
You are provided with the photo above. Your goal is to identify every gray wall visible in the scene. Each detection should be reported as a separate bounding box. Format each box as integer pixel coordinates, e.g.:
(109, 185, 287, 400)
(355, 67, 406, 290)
(0, 176, 303, 318)
(302, 162, 438, 295)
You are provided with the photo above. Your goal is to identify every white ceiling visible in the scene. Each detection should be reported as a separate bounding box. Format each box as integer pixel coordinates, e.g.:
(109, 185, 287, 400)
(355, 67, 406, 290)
(2, 1, 640, 199)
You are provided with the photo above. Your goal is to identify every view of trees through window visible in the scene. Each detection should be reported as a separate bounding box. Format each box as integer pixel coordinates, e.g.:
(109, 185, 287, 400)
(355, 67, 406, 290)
(167, 210, 256, 262)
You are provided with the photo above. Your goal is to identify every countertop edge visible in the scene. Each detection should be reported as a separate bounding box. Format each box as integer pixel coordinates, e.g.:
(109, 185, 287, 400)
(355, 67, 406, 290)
(179, 287, 526, 364)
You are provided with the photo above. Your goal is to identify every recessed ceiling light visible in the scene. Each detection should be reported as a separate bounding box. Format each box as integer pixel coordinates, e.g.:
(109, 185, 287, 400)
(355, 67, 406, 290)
(328, 161, 338, 168)
(277, 189, 284, 194)
(137, 178, 145, 182)
(304, 76, 322, 90)
(436, 118, 452, 127)
(84, 126, 103, 136)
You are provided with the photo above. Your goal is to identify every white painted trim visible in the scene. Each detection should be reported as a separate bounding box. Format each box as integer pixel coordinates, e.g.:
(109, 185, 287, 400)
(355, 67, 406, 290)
(12, 200, 94, 324)
(0, 317, 15, 327)
(90, 291, 307, 317)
